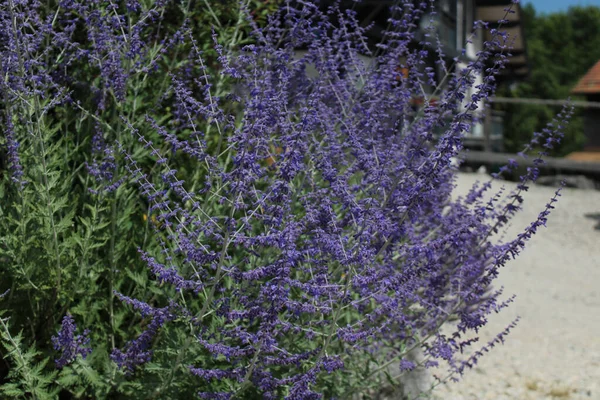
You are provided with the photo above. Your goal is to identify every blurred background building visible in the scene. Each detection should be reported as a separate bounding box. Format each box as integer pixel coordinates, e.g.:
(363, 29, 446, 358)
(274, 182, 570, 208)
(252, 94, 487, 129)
(316, 0, 530, 151)
(572, 60, 600, 151)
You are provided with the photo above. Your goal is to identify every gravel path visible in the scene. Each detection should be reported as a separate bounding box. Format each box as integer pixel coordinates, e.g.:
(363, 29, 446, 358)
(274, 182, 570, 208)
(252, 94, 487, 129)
(430, 173, 600, 400)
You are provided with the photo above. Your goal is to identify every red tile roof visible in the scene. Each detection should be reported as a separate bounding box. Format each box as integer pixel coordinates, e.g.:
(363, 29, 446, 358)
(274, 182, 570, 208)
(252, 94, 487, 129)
(565, 151, 600, 162)
(572, 60, 600, 94)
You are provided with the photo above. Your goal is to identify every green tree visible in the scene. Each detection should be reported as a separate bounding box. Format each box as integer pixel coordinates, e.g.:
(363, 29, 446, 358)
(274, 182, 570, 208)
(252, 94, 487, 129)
(499, 4, 600, 156)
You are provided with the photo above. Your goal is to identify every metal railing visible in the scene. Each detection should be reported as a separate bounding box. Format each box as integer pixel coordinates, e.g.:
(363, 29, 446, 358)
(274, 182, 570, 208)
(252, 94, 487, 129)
(458, 150, 600, 175)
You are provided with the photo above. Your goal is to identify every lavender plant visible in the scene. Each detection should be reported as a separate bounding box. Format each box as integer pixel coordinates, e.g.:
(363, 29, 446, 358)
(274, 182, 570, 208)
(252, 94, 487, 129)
(0, 0, 569, 399)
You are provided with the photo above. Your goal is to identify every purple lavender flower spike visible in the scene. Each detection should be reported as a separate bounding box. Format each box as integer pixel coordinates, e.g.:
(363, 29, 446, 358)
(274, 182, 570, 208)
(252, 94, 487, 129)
(51, 314, 92, 369)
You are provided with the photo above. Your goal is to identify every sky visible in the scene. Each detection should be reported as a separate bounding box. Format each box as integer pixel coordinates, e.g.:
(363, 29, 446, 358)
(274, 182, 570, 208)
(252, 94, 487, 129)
(522, 0, 600, 14)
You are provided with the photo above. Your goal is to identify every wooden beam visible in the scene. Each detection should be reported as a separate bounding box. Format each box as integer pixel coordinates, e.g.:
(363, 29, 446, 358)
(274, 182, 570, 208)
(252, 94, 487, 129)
(489, 97, 600, 109)
(475, 0, 519, 7)
(459, 151, 600, 175)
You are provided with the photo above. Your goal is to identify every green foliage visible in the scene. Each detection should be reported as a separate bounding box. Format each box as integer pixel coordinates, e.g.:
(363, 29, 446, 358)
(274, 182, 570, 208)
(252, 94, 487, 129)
(500, 4, 600, 156)
(0, 1, 282, 398)
(0, 316, 59, 399)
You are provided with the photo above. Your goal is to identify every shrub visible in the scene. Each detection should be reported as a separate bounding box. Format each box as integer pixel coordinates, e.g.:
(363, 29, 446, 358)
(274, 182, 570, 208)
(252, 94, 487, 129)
(0, 0, 569, 398)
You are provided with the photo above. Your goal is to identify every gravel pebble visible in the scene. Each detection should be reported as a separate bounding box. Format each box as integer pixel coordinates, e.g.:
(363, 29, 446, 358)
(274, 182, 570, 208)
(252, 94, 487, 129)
(429, 173, 600, 400)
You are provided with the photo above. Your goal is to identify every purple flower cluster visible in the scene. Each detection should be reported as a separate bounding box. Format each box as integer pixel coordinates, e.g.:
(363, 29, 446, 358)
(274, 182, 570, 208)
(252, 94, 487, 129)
(110, 1, 568, 397)
(1, 0, 570, 397)
(110, 293, 176, 374)
(54, 0, 167, 109)
(51, 314, 92, 369)
(0, 115, 24, 186)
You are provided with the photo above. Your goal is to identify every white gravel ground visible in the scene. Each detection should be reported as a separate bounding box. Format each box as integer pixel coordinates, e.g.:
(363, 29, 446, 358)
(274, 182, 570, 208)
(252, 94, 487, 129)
(429, 172, 600, 400)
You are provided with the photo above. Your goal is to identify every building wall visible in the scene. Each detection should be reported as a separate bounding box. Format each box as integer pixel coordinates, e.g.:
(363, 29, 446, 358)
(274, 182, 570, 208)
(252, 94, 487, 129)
(457, 0, 486, 143)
